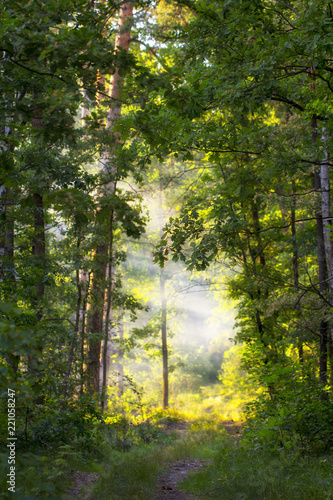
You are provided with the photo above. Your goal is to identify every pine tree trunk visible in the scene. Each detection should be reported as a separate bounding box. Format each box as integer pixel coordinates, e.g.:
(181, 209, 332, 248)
(86, 3, 133, 397)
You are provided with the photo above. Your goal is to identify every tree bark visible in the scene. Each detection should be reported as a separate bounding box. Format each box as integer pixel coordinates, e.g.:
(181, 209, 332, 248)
(62, 240, 82, 398)
(291, 181, 303, 363)
(80, 270, 90, 395)
(160, 270, 169, 409)
(101, 212, 115, 410)
(86, 3, 133, 397)
(32, 193, 46, 310)
(312, 117, 329, 384)
(86, 243, 108, 393)
(316, 204, 328, 384)
(320, 127, 333, 318)
(117, 320, 124, 398)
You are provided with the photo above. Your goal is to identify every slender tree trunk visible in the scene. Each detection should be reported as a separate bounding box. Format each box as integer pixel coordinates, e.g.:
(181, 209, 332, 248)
(4, 194, 19, 378)
(250, 201, 267, 344)
(312, 117, 329, 384)
(0, 189, 15, 285)
(86, 243, 108, 393)
(316, 206, 328, 384)
(0, 184, 16, 381)
(291, 181, 303, 363)
(101, 212, 115, 410)
(28, 191, 46, 401)
(62, 240, 82, 398)
(86, 3, 133, 397)
(80, 271, 90, 395)
(320, 127, 333, 316)
(32, 193, 46, 312)
(160, 270, 168, 408)
(0, 88, 14, 286)
(117, 319, 124, 397)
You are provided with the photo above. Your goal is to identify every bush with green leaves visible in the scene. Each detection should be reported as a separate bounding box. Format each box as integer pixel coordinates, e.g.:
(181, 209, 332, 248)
(243, 363, 333, 454)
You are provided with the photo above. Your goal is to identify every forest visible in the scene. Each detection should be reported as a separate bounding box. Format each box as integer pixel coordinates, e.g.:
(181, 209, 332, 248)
(1, 0, 333, 498)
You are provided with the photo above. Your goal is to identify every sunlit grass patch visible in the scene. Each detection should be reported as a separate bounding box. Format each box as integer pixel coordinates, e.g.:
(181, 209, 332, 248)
(171, 383, 249, 421)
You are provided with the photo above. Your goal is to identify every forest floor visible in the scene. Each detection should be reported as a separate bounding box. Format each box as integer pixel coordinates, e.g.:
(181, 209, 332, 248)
(154, 458, 208, 500)
(65, 417, 240, 500)
(153, 419, 242, 499)
(58, 412, 333, 500)
(153, 418, 212, 500)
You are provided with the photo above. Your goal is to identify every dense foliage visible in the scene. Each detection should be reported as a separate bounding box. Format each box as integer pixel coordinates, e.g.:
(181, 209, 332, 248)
(2, 0, 333, 497)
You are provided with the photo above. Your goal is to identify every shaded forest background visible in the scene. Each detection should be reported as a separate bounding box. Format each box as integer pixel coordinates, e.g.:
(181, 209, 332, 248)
(2, 0, 333, 498)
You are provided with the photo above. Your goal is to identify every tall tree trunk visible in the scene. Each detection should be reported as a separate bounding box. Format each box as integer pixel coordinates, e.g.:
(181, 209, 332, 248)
(28, 191, 46, 401)
(117, 320, 124, 397)
(160, 270, 168, 409)
(32, 193, 46, 313)
(291, 181, 303, 363)
(0, 119, 15, 288)
(101, 212, 115, 411)
(62, 240, 82, 398)
(2, 187, 18, 377)
(312, 117, 329, 384)
(158, 169, 169, 408)
(320, 130, 332, 384)
(86, 3, 133, 396)
(0, 87, 14, 286)
(320, 127, 333, 318)
(316, 205, 328, 384)
(80, 270, 90, 396)
(86, 243, 108, 393)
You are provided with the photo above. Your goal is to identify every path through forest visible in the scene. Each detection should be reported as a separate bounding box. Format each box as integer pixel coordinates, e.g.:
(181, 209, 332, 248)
(154, 458, 209, 500)
(66, 418, 240, 499)
(154, 419, 240, 499)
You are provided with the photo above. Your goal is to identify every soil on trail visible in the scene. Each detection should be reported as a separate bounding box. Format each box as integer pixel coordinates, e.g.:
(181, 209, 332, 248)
(159, 418, 191, 436)
(155, 458, 209, 500)
(223, 419, 242, 439)
(154, 418, 206, 499)
(154, 419, 241, 500)
(65, 471, 100, 499)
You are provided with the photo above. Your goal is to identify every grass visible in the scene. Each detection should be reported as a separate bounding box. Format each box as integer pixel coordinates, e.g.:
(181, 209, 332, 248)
(89, 414, 227, 500)
(5, 395, 333, 500)
(88, 409, 333, 500)
(180, 437, 333, 500)
(167, 382, 256, 422)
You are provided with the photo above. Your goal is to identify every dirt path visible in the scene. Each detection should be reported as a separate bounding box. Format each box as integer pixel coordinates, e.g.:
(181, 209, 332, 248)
(154, 419, 241, 500)
(155, 458, 209, 500)
(65, 471, 100, 499)
(66, 419, 240, 499)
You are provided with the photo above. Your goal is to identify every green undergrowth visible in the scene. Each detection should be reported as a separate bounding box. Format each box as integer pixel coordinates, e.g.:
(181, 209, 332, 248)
(88, 413, 226, 500)
(89, 409, 333, 500)
(4, 400, 333, 500)
(180, 438, 333, 500)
